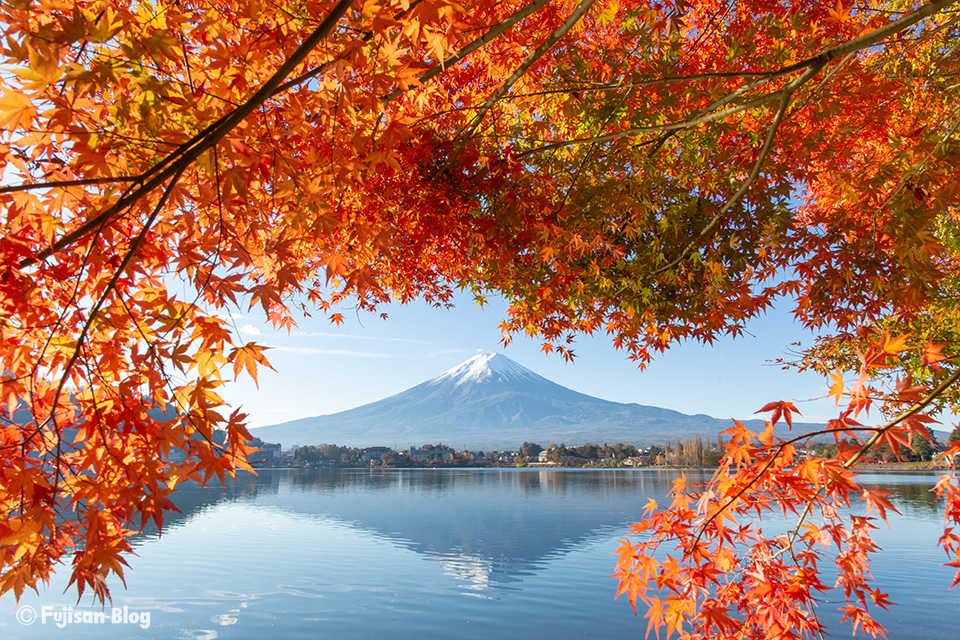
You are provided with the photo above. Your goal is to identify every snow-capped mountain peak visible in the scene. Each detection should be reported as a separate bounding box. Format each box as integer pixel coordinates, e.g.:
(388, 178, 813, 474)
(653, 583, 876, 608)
(435, 353, 541, 386)
(254, 350, 780, 449)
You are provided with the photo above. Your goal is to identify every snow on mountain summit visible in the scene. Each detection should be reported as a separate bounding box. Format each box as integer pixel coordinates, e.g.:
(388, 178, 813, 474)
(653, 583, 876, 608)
(435, 353, 542, 386)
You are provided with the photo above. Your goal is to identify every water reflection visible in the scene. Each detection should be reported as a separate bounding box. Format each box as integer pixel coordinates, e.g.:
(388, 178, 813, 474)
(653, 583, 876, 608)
(147, 468, 951, 596)
(148, 468, 717, 593)
(869, 474, 946, 514)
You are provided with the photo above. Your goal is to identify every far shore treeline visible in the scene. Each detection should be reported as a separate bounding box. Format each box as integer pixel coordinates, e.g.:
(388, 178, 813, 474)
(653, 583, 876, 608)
(252, 430, 955, 469)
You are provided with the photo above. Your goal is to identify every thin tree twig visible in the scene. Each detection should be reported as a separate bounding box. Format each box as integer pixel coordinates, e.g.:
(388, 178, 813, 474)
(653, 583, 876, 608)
(0, 176, 142, 195)
(650, 65, 821, 277)
(383, 0, 553, 103)
(33, 166, 186, 452)
(457, 0, 599, 144)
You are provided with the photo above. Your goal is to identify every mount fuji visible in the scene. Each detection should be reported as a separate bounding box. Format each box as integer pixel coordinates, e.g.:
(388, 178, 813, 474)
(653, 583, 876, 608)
(253, 353, 802, 449)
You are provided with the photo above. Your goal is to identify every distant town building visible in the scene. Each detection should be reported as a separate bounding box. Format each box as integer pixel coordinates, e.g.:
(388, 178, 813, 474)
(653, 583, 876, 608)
(362, 446, 393, 463)
(168, 429, 228, 464)
(247, 437, 281, 464)
(409, 447, 453, 463)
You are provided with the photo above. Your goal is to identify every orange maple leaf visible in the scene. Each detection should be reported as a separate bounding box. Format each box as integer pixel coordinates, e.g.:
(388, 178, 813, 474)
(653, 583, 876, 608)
(860, 486, 900, 523)
(230, 342, 275, 387)
(920, 340, 948, 373)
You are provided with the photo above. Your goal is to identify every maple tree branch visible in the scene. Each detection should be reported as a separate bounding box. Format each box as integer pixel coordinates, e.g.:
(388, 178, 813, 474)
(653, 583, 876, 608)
(650, 66, 820, 277)
(413, 71, 782, 126)
(0, 176, 142, 195)
(779, 366, 960, 556)
(551, 87, 638, 218)
(873, 12, 960, 69)
(9, 177, 147, 441)
(275, 0, 425, 95)
(689, 446, 785, 552)
(18, 0, 355, 270)
(386, 0, 553, 102)
(46, 168, 186, 439)
(0, 168, 188, 456)
(777, 0, 960, 78)
(786, 52, 857, 120)
(869, 107, 960, 218)
(518, 84, 802, 158)
(457, 0, 599, 143)
(692, 363, 960, 553)
(843, 367, 960, 469)
(519, 0, 959, 161)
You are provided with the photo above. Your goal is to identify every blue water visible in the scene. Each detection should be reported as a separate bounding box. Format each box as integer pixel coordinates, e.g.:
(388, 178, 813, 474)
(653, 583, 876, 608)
(1, 468, 957, 638)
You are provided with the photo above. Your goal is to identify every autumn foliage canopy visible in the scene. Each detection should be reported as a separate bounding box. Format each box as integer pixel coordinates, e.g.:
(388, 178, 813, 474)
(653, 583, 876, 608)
(1, 0, 960, 635)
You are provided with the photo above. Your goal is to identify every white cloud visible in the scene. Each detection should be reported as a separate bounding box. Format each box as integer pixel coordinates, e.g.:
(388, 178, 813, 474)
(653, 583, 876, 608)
(268, 346, 402, 358)
(290, 331, 437, 345)
(246, 409, 295, 414)
(239, 324, 262, 336)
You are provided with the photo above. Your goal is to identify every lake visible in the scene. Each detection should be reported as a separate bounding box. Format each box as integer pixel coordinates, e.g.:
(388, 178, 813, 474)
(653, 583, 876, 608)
(2, 468, 957, 639)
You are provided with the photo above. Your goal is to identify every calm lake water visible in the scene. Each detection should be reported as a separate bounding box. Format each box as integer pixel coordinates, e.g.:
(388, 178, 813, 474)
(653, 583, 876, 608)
(2, 468, 957, 639)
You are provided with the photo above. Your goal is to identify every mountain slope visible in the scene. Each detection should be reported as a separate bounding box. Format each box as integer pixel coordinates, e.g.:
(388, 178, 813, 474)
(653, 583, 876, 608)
(253, 353, 794, 449)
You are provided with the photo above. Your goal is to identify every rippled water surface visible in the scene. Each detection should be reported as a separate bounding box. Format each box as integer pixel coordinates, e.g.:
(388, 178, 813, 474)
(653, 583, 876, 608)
(2, 468, 957, 639)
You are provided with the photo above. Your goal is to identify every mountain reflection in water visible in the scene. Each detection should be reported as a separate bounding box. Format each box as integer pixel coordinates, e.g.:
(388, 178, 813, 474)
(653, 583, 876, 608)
(146, 468, 710, 592)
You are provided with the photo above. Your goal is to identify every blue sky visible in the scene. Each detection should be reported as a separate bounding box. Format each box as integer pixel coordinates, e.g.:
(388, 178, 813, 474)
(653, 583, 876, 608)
(226, 292, 842, 432)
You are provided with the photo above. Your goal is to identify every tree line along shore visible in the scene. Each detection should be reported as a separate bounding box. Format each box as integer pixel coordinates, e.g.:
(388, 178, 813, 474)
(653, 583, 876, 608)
(252, 429, 958, 469)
